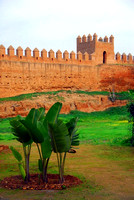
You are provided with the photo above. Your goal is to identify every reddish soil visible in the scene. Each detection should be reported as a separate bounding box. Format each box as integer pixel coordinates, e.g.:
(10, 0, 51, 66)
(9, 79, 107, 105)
(0, 174, 82, 190)
(0, 92, 127, 118)
(0, 145, 9, 153)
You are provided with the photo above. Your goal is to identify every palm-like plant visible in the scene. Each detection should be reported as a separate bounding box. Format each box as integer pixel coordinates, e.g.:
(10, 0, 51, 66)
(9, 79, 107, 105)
(48, 119, 71, 183)
(10, 102, 79, 184)
(48, 112, 79, 183)
(10, 116, 33, 182)
(21, 107, 52, 183)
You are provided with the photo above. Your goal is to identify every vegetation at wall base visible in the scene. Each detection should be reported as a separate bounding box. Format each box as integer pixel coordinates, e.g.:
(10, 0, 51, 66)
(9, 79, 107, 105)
(0, 89, 133, 102)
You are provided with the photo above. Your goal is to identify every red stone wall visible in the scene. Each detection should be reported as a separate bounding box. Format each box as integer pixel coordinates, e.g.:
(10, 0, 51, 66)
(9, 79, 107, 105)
(0, 60, 99, 97)
(99, 64, 134, 92)
(0, 59, 134, 98)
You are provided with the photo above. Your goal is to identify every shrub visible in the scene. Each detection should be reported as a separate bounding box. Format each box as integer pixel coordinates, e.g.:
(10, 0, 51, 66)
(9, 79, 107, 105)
(10, 102, 79, 183)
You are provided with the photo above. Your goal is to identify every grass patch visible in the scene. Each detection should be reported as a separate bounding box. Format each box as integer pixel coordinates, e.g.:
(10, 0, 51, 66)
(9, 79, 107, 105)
(59, 106, 131, 146)
(1, 89, 134, 102)
(115, 90, 134, 100)
(0, 105, 132, 145)
(74, 90, 109, 96)
(0, 90, 65, 102)
(1, 143, 134, 199)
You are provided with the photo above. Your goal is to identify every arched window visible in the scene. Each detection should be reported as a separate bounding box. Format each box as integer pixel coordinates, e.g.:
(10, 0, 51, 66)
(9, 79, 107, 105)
(103, 51, 107, 64)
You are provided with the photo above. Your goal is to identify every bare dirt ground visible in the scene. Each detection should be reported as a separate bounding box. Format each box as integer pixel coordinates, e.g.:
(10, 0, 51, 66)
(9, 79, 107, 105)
(0, 92, 127, 118)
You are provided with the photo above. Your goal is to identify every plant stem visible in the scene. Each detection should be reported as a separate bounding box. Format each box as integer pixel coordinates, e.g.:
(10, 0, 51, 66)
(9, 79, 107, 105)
(50, 129, 60, 175)
(26, 144, 31, 181)
(36, 143, 43, 161)
(59, 153, 64, 183)
(62, 152, 67, 176)
(23, 144, 27, 182)
(43, 158, 49, 183)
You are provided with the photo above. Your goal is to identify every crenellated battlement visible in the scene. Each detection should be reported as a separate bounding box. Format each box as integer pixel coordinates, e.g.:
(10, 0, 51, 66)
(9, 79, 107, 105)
(115, 52, 134, 63)
(0, 44, 94, 65)
(0, 42, 134, 66)
(77, 33, 114, 44)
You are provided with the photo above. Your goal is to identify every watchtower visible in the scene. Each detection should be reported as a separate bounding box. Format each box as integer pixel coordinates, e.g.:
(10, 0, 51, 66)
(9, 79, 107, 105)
(77, 33, 115, 64)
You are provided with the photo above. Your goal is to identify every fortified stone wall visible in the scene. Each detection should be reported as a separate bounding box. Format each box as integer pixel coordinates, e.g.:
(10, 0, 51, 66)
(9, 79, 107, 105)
(0, 59, 134, 98)
(0, 44, 134, 98)
(0, 60, 100, 97)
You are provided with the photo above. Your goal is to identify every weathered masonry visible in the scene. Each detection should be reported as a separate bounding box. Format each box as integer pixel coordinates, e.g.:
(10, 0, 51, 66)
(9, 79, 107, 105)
(0, 34, 134, 97)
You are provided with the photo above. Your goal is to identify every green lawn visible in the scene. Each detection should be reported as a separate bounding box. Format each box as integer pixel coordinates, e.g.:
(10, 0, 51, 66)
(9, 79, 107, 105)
(60, 106, 132, 146)
(1, 91, 134, 200)
(0, 105, 132, 146)
(1, 141, 134, 200)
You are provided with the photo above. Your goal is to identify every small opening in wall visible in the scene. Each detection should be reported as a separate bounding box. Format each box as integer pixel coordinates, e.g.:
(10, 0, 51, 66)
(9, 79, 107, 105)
(80, 59, 81, 62)
(12, 106, 15, 111)
(20, 56, 22, 59)
(2, 54, 4, 57)
(103, 51, 107, 64)
(52, 58, 53, 61)
(66, 59, 68, 61)
(36, 57, 38, 60)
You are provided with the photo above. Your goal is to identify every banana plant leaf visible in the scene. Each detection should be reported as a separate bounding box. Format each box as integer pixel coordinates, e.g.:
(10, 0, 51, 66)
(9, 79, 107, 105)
(45, 102, 62, 125)
(66, 117, 79, 147)
(21, 119, 44, 144)
(26, 107, 45, 124)
(71, 132, 79, 146)
(18, 163, 26, 181)
(20, 107, 45, 144)
(37, 121, 52, 158)
(48, 119, 71, 153)
(38, 107, 45, 121)
(10, 146, 22, 162)
(10, 119, 32, 145)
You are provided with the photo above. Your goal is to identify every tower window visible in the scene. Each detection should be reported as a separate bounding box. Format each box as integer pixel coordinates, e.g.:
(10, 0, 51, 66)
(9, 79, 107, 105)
(103, 51, 107, 63)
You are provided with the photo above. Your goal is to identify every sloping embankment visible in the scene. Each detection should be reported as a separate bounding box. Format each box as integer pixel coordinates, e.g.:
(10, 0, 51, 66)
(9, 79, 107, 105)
(0, 92, 127, 118)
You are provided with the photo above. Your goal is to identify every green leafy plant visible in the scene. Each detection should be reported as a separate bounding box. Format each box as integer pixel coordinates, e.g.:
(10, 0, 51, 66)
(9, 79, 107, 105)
(9, 146, 26, 181)
(10, 116, 33, 182)
(20, 107, 52, 183)
(48, 113, 79, 183)
(10, 102, 79, 184)
(48, 119, 71, 183)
